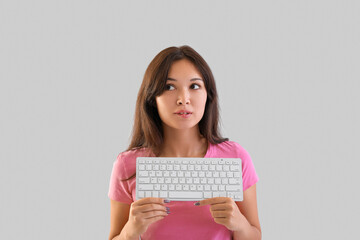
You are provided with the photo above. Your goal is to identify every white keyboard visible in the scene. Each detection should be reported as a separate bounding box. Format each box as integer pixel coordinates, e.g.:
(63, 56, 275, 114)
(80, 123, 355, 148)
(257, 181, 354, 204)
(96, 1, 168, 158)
(136, 157, 243, 201)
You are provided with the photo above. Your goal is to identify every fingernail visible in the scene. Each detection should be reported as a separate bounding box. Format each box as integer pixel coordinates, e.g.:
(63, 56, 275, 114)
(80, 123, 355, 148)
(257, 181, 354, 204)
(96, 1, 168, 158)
(194, 202, 200, 206)
(164, 199, 171, 203)
(166, 207, 170, 211)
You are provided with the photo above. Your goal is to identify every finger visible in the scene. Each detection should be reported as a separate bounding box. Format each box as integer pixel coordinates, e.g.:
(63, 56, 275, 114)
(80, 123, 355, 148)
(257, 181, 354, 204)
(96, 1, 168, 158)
(195, 197, 229, 206)
(136, 203, 168, 213)
(142, 210, 169, 220)
(210, 203, 230, 211)
(211, 210, 229, 218)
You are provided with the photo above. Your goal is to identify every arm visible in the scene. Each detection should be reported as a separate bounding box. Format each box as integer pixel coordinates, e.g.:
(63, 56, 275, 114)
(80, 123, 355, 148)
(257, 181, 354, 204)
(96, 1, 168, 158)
(233, 184, 262, 240)
(109, 198, 169, 240)
(108, 200, 138, 240)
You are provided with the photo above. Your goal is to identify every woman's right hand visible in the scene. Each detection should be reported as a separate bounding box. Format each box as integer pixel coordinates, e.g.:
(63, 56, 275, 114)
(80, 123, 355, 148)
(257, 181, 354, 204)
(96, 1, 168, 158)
(126, 197, 169, 237)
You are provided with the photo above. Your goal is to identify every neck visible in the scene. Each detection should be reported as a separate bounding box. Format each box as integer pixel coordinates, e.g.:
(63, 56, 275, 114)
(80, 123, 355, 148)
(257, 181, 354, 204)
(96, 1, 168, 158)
(157, 124, 208, 158)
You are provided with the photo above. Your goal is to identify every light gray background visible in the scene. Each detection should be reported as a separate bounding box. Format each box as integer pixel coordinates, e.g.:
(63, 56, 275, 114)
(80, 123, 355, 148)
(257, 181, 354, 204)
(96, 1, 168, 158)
(1, 0, 359, 239)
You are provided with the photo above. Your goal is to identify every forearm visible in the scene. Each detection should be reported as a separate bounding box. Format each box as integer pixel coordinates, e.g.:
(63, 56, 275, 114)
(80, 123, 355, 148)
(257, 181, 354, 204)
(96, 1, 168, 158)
(113, 223, 139, 240)
(232, 215, 261, 240)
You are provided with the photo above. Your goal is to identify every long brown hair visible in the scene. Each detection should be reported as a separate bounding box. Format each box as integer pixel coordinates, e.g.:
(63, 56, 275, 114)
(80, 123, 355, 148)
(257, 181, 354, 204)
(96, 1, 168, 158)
(122, 45, 228, 180)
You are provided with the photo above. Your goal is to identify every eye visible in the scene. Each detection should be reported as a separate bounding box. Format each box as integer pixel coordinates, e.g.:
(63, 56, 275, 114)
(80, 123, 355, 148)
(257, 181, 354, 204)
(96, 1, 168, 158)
(191, 83, 200, 90)
(165, 84, 175, 91)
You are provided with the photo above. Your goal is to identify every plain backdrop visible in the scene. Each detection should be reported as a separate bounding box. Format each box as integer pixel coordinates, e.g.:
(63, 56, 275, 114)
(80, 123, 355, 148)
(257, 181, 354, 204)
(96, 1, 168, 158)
(1, 0, 359, 239)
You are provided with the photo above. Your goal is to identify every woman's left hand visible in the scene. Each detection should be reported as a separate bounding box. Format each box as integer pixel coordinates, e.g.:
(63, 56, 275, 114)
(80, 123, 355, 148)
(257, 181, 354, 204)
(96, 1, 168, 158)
(194, 197, 244, 232)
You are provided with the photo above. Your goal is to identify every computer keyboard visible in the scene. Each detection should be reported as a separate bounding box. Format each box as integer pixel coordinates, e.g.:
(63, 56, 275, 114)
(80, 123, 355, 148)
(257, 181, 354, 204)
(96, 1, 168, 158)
(136, 157, 243, 201)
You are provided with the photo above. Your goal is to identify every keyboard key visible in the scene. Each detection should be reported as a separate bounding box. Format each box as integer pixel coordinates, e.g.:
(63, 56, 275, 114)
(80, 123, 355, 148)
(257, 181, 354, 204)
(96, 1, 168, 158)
(219, 192, 227, 197)
(227, 172, 233, 178)
(139, 171, 149, 177)
(226, 185, 242, 191)
(204, 192, 212, 198)
(139, 184, 153, 190)
(231, 165, 240, 171)
(160, 191, 168, 198)
(229, 178, 240, 184)
(169, 191, 203, 199)
(139, 178, 150, 183)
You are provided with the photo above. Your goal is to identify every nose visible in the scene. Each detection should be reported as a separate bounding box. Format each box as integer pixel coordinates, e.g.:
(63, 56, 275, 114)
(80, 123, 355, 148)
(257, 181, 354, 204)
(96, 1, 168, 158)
(176, 89, 190, 105)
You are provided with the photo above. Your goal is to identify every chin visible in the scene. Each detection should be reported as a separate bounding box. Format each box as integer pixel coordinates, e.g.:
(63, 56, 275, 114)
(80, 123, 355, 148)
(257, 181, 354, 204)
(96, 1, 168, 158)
(167, 122, 199, 131)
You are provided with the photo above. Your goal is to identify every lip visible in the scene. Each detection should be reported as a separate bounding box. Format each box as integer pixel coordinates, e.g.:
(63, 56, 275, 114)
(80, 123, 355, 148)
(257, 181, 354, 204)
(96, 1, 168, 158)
(174, 110, 192, 119)
(174, 110, 193, 114)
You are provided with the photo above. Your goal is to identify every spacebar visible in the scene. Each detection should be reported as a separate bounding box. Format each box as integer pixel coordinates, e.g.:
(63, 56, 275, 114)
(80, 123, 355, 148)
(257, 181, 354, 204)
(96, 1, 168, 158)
(169, 191, 203, 198)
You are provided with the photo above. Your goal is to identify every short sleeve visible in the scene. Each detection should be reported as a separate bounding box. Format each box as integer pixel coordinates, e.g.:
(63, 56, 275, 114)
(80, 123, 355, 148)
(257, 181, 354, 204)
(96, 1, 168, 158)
(108, 153, 133, 204)
(233, 142, 259, 191)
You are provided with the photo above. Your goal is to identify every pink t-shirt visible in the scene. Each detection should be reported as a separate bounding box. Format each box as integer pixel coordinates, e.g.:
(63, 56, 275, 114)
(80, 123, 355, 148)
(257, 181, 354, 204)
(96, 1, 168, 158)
(108, 140, 259, 240)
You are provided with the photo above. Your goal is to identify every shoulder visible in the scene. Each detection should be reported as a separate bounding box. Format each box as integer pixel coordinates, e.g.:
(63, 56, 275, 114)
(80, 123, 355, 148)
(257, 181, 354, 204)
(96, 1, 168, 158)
(211, 140, 251, 159)
(112, 147, 154, 179)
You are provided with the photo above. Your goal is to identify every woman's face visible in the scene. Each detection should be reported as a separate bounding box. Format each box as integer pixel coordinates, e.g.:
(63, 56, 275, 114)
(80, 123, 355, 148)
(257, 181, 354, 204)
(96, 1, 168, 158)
(155, 59, 207, 130)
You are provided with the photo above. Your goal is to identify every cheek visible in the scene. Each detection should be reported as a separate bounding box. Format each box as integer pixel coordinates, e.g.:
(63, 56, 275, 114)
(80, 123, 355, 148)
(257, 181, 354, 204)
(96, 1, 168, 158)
(156, 96, 171, 116)
(155, 97, 164, 113)
(198, 92, 208, 109)
(194, 93, 207, 118)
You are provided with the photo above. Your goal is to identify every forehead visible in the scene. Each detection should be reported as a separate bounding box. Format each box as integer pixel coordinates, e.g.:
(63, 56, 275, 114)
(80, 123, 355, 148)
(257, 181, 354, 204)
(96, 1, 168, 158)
(167, 59, 202, 79)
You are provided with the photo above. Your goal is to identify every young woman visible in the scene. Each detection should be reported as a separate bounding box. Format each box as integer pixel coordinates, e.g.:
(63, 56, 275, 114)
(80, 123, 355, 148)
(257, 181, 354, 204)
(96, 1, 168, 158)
(108, 46, 261, 240)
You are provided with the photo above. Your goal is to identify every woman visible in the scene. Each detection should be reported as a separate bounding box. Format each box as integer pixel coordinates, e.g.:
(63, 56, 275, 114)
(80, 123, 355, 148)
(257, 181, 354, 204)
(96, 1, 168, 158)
(108, 46, 261, 240)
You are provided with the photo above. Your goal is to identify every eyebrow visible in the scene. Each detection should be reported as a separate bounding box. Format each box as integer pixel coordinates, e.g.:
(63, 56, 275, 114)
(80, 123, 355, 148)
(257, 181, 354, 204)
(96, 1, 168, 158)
(166, 77, 203, 82)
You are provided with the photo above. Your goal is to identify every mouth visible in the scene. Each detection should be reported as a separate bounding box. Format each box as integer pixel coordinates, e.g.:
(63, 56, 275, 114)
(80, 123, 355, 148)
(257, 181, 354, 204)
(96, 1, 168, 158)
(174, 111, 193, 115)
(174, 111, 193, 118)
